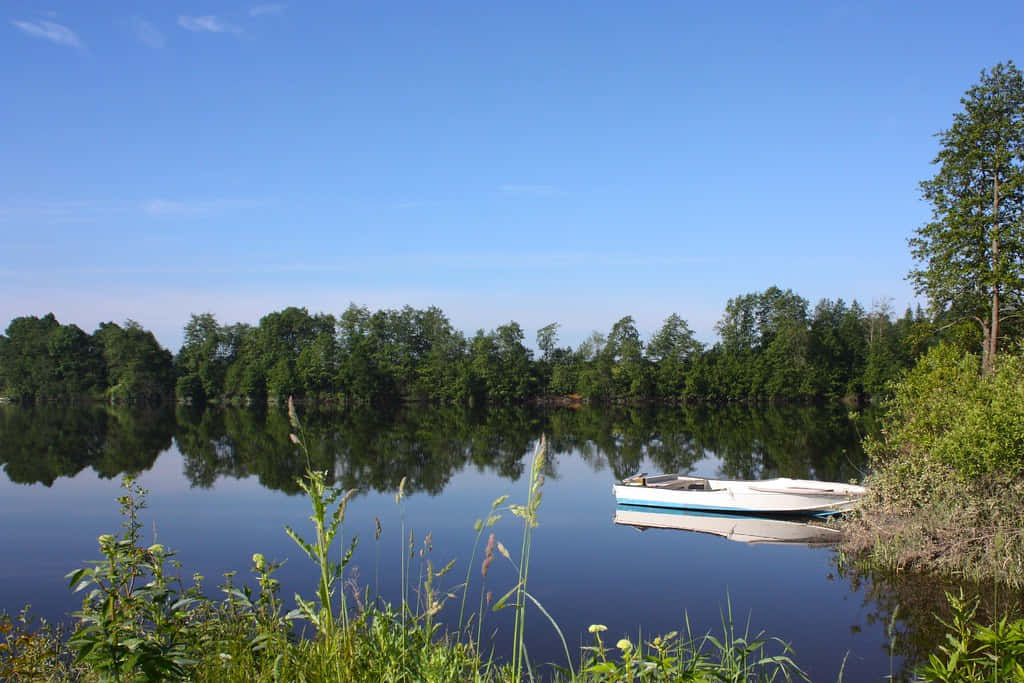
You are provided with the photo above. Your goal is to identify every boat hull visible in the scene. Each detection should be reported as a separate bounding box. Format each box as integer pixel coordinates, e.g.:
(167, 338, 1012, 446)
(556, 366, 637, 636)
(613, 476, 865, 518)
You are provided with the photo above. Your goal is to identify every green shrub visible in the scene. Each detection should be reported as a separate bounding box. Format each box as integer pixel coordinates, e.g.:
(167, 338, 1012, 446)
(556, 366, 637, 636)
(846, 344, 1024, 586)
(866, 344, 1024, 480)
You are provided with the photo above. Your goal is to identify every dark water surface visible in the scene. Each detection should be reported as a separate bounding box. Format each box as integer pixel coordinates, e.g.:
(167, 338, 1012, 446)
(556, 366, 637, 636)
(0, 403, 921, 679)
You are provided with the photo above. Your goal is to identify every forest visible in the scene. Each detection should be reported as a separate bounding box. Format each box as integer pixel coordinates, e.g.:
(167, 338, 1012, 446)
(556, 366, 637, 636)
(0, 286, 929, 405)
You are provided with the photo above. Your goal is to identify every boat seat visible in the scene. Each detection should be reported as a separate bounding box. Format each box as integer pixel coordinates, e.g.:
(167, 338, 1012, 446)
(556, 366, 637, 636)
(649, 478, 711, 491)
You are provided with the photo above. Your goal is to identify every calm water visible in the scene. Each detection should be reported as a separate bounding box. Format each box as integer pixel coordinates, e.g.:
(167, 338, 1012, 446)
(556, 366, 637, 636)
(0, 402, 934, 680)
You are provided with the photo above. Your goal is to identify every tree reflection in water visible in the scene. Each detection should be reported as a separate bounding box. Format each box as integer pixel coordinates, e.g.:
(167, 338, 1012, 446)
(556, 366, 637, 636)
(2, 401, 871, 495)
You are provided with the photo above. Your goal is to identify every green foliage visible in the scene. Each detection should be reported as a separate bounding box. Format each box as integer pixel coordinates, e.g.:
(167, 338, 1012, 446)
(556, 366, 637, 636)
(647, 313, 702, 399)
(175, 314, 246, 403)
(916, 591, 1024, 682)
(66, 478, 198, 679)
(283, 399, 357, 637)
(867, 344, 1024, 479)
(576, 601, 807, 682)
(94, 321, 175, 403)
(0, 314, 107, 401)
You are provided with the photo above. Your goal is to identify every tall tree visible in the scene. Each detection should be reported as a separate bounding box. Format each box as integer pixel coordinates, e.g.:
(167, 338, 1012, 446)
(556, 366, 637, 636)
(646, 313, 700, 399)
(910, 62, 1024, 372)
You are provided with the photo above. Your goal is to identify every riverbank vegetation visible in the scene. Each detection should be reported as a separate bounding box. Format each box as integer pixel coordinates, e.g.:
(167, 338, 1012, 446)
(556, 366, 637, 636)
(842, 344, 1024, 588)
(0, 287, 926, 405)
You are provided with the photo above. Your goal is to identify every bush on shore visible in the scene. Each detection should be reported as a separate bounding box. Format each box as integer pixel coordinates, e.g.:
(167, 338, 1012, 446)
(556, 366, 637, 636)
(844, 344, 1024, 587)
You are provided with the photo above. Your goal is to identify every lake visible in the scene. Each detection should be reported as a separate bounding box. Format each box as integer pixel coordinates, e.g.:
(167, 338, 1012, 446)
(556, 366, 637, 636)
(0, 402, 933, 680)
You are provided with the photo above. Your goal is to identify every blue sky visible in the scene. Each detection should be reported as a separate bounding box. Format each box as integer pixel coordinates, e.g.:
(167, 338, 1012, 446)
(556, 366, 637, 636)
(3, 2, 1023, 353)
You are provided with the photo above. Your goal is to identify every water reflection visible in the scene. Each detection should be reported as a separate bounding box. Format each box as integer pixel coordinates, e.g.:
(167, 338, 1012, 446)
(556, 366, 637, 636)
(614, 505, 843, 545)
(835, 560, 1024, 680)
(0, 404, 174, 485)
(0, 403, 871, 494)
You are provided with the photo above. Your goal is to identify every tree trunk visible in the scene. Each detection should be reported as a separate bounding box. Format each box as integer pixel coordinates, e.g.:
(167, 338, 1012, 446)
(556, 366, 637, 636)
(980, 318, 992, 373)
(989, 173, 1000, 374)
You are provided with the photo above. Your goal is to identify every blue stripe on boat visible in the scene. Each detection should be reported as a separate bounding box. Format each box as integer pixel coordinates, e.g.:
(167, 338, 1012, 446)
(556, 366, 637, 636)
(614, 498, 841, 519)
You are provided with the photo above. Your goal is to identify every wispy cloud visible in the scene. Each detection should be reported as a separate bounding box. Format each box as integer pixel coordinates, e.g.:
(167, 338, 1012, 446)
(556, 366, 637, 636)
(0, 198, 263, 223)
(499, 184, 561, 197)
(11, 19, 83, 47)
(129, 17, 165, 48)
(177, 15, 241, 34)
(0, 200, 133, 224)
(408, 250, 719, 270)
(142, 198, 263, 217)
(250, 3, 287, 16)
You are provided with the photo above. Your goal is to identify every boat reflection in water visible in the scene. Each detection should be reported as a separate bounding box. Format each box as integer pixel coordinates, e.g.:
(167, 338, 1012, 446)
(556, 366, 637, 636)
(613, 505, 843, 546)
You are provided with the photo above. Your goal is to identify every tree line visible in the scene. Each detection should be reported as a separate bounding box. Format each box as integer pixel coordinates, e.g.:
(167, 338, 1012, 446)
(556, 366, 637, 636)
(0, 287, 929, 405)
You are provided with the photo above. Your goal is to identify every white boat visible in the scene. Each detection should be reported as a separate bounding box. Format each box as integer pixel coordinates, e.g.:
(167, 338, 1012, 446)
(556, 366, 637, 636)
(614, 505, 843, 545)
(613, 473, 866, 517)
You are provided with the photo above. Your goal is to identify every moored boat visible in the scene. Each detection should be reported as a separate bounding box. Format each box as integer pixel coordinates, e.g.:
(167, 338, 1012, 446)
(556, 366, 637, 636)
(613, 473, 866, 518)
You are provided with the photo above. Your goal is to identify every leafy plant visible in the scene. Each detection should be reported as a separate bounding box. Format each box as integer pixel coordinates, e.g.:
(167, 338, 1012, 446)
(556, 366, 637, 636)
(916, 590, 1024, 681)
(577, 601, 808, 682)
(65, 477, 197, 680)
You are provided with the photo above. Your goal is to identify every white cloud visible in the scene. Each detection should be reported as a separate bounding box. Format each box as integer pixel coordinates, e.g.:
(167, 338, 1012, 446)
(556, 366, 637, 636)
(250, 3, 287, 16)
(0, 198, 263, 224)
(142, 198, 263, 216)
(130, 17, 165, 48)
(177, 15, 241, 34)
(11, 19, 83, 47)
(0, 200, 134, 223)
(408, 250, 719, 270)
(499, 184, 560, 197)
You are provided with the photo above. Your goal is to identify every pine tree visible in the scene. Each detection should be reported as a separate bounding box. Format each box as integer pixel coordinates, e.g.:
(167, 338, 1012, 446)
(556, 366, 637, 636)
(910, 62, 1024, 372)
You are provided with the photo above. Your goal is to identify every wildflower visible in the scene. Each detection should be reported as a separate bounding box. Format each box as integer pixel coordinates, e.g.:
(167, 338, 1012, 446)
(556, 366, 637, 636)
(588, 624, 607, 634)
